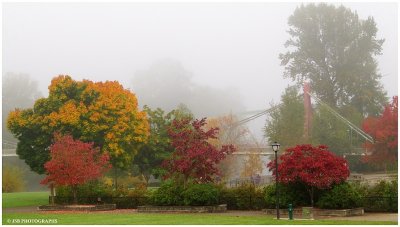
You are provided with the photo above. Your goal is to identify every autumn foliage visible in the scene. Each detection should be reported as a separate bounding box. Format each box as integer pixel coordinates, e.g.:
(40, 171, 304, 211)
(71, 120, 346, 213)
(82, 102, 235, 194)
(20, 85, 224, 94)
(41, 134, 111, 203)
(7, 75, 149, 173)
(206, 114, 248, 180)
(267, 144, 349, 206)
(162, 118, 235, 186)
(362, 96, 398, 169)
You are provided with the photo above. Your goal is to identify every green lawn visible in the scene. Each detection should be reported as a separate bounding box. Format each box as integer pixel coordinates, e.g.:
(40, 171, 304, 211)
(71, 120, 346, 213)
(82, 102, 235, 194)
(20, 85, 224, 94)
(2, 213, 397, 225)
(2, 192, 397, 225)
(3, 192, 49, 208)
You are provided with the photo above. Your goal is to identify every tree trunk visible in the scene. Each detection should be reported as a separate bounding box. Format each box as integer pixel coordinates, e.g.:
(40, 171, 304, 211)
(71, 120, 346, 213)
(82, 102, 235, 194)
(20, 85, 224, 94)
(311, 187, 314, 207)
(114, 168, 118, 189)
(72, 185, 78, 205)
(183, 176, 187, 190)
(50, 183, 55, 205)
(142, 174, 149, 187)
(308, 186, 314, 207)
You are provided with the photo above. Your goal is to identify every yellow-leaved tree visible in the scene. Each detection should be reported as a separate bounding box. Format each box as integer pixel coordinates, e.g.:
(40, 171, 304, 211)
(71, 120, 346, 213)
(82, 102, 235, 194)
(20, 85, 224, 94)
(206, 114, 247, 181)
(7, 75, 149, 174)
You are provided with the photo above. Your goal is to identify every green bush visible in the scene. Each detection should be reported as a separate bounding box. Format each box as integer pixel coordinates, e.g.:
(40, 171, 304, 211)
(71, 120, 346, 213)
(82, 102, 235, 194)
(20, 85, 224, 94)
(264, 183, 309, 209)
(219, 184, 266, 210)
(316, 182, 362, 209)
(363, 179, 398, 212)
(367, 179, 398, 197)
(151, 180, 184, 206)
(182, 183, 219, 206)
(55, 180, 112, 204)
(55, 181, 151, 207)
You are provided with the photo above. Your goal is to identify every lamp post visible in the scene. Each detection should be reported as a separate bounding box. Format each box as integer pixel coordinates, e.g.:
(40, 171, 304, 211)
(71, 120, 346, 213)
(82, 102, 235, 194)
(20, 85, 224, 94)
(271, 142, 280, 220)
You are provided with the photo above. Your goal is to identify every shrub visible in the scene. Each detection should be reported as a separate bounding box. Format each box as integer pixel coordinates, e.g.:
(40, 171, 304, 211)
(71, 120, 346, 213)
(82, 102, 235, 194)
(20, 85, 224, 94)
(182, 183, 219, 206)
(219, 184, 266, 210)
(264, 183, 309, 209)
(55, 180, 152, 208)
(2, 165, 26, 193)
(151, 180, 184, 206)
(367, 179, 398, 198)
(111, 196, 150, 209)
(115, 175, 146, 189)
(316, 182, 362, 209)
(55, 180, 111, 204)
(363, 179, 398, 212)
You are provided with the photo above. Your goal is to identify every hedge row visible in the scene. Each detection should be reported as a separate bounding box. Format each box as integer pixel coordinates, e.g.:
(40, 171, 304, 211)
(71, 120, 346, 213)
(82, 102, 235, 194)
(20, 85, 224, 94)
(54, 179, 397, 212)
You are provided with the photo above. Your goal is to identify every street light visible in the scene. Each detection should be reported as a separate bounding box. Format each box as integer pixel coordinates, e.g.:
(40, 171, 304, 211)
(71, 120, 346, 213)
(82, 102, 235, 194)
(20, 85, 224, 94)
(271, 142, 280, 220)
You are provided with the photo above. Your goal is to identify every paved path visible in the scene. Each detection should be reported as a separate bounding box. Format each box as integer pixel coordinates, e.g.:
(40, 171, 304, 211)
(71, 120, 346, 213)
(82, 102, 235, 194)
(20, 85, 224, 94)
(2, 206, 38, 213)
(318, 212, 398, 222)
(3, 207, 398, 222)
(217, 210, 397, 222)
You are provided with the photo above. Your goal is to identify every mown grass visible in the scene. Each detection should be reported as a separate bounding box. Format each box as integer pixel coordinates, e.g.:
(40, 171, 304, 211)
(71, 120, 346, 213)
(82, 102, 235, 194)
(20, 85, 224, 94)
(3, 192, 397, 225)
(2, 213, 397, 225)
(2, 192, 49, 208)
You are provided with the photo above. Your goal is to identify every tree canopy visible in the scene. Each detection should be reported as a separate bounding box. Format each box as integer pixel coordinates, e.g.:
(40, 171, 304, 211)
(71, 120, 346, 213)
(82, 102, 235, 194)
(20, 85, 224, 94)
(133, 106, 175, 183)
(265, 86, 364, 156)
(362, 96, 398, 170)
(162, 118, 235, 187)
(41, 134, 111, 204)
(267, 144, 349, 206)
(280, 3, 387, 116)
(206, 114, 247, 180)
(264, 86, 305, 148)
(7, 75, 149, 173)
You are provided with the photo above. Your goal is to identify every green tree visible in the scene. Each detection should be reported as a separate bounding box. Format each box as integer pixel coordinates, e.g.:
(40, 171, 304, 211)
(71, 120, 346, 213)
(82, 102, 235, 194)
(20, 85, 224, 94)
(171, 103, 194, 121)
(311, 104, 364, 156)
(133, 106, 175, 184)
(265, 86, 364, 156)
(280, 3, 387, 116)
(265, 86, 305, 148)
(7, 75, 149, 174)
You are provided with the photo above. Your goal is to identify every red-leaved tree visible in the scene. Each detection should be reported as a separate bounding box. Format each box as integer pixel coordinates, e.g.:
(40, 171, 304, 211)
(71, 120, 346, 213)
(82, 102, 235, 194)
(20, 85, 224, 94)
(41, 134, 111, 204)
(362, 96, 398, 171)
(267, 144, 349, 207)
(162, 118, 235, 187)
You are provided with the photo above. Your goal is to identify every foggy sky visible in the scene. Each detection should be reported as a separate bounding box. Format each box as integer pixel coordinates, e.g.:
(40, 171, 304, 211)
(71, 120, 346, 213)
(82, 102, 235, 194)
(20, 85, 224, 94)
(3, 2, 398, 118)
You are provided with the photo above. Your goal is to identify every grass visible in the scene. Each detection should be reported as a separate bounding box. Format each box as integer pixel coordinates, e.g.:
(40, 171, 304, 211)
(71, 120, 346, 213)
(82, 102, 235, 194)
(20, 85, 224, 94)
(2, 192, 397, 225)
(2, 192, 49, 208)
(2, 213, 397, 225)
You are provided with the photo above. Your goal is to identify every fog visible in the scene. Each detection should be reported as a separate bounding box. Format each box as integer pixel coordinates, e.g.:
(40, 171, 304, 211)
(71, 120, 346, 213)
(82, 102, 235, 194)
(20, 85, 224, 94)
(2, 2, 398, 138)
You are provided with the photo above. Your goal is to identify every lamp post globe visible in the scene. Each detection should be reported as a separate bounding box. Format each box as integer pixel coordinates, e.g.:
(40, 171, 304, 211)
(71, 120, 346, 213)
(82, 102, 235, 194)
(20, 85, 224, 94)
(272, 142, 280, 152)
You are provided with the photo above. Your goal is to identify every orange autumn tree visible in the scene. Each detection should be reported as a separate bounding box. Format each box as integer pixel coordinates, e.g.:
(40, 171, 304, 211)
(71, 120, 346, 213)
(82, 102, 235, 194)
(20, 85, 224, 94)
(7, 75, 149, 174)
(206, 114, 247, 180)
